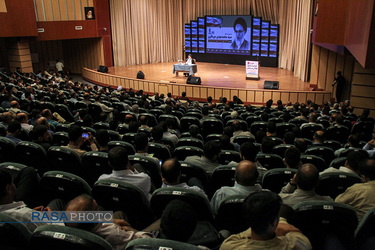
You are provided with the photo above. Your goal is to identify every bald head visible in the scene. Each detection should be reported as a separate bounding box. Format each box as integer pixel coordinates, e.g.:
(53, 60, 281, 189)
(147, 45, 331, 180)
(235, 160, 259, 186)
(65, 194, 98, 230)
(10, 101, 19, 108)
(296, 163, 319, 191)
(36, 117, 49, 126)
(161, 158, 181, 184)
(232, 120, 241, 131)
(16, 113, 28, 123)
(313, 130, 324, 143)
(1, 112, 14, 123)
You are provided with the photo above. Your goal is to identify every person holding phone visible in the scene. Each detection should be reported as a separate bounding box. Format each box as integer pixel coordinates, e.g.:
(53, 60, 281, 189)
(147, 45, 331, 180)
(62, 125, 98, 157)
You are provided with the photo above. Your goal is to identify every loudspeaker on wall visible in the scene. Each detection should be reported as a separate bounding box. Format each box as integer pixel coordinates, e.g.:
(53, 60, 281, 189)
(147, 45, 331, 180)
(186, 76, 201, 85)
(97, 65, 108, 73)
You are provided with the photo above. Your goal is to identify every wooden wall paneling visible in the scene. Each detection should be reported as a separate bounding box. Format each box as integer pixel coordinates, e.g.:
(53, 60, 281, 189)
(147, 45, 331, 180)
(52, 0, 61, 21)
(172, 85, 179, 96)
(280, 92, 288, 103)
(317, 48, 328, 90)
(223, 89, 230, 99)
(272, 92, 281, 102)
(207, 88, 215, 99)
(0, 38, 9, 70)
(306, 93, 315, 103)
(214, 88, 222, 100)
(66, 0, 75, 20)
(255, 91, 263, 103)
(264, 92, 272, 103)
(0, 0, 7, 12)
(247, 90, 255, 103)
(74, 0, 83, 20)
(230, 90, 238, 100)
(44, 0, 53, 21)
(351, 85, 375, 98)
(354, 61, 375, 74)
(193, 86, 200, 98)
(315, 93, 323, 105)
(88, 0, 94, 7)
(310, 44, 320, 85)
(186, 86, 193, 97)
(335, 53, 345, 76)
(352, 74, 375, 86)
(238, 90, 246, 103)
(200, 88, 207, 99)
(298, 92, 307, 103)
(289, 93, 298, 103)
(149, 82, 155, 93)
(59, 0, 68, 20)
(35, 0, 45, 21)
(158, 84, 167, 96)
(342, 56, 355, 101)
(351, 96, 375, 109)
(326, 51, 337, 92)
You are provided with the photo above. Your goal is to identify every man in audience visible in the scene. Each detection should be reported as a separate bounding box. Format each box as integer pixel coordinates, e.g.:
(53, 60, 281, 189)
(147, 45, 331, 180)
(5, 120, 22, 144)
(320, 151, 365, 176)
(228, 142, 267, 183)
(161, 120, 179, 146)
(30, 124, 52, 152)
(0, 169, 63, 232)
(220, 191, 312, 249)
(335, 156, 375, 222)
(161, 158, 206, 195)
(300, 112, 324, 130)
(210, 160, 262, 215)
(295, 108, 309, 121)
(36, 117, 55, 136)
(260, 136, 275, 154)
(283, 132, 295, 145)
(9, 100, 21, 116)
(363, 138, 375, 157)
(98, 146, 152, 200)
(134, 132, 159, 162)
(63, 125, 98, 157)
(334, 134, 360, 157)
(41, 109, 60, 128)
(279, 163, 332, 207)
(139, 115, 152, 130)
(0, 112, 14, 129)
(185, 140, 221, 174)
(284, 147, 301, 169)
(65, 194, 151, 249)
(96, 129, 110, 152)
(16, 112, 33, 134)
(94, 94, 114, 117)
(230, 120, 255, 143)
(311, 130, 325, 146)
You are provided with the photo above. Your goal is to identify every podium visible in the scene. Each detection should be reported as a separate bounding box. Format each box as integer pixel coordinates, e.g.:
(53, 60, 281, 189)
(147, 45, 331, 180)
(246, 60, 260, 80)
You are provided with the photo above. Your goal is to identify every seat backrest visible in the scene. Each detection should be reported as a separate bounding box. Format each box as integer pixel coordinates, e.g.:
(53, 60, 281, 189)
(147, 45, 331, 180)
(177, 138, 204, 150)
(0, 136, 16, 162)
(323, 140, 342, 151)
(55, 124, 71, 133)
(325, 126, 350, 143)
(338, 148, 369, 158)
(55, 104, 74, 122)
(82, 151, 111, 187)
(329, 157, 346, 169)
(30, 225, 112, 250)
(0, 212, 31, 249)
(128, 155, 161, 187)
(174, 146, 204, 161)
(233, 135, 253, 145)
(148, 142, 171, 162)
(301, 124, 323, 140)
(273, 144, 294, 158)
(92, 179, 153, 230)
(305, 146, 335, 166)
(108, 141, 136, 155)
(292, 201, 358, 249)
(47, 146, 84, 177)
(52, 132, 70, 146)
(180, 161, 208, 187)
(250, 121, 268, 135)
(180, 116, 200, 133)
(300, 154, 327, 172)
(15, 141, 47, 171)
(218, 150, 241, 165)
(150, 187, 213, 222)
(256, 153, 285, 170)
(201, 119, 224, 136)
(122, 133, 137, 145)
(40, 171, 91, 202)
(262, 168, 297, 193)
(355, 207, 375, 249)
(126, 238, 201, 250)
(316, 172, 362, 199)
(210, 165, 236, 194)
(215, 195, 248, 234)
(276, 122, 297, 138)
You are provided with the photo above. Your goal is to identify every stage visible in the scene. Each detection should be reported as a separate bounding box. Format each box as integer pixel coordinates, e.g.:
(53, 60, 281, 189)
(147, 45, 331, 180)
(82, 62, 331, 105)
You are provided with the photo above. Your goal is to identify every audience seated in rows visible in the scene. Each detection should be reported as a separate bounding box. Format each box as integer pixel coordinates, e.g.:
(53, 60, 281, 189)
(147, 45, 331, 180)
(185, 140, 221, 174)
(62, 125, 98, 157)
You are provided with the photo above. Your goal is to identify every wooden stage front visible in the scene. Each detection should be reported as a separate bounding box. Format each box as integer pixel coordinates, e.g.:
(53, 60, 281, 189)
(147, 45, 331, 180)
(82, 62, 331, 105)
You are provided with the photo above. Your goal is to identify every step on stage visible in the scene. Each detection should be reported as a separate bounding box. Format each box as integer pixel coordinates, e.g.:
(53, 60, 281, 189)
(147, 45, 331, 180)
(83, 62, 331, 105)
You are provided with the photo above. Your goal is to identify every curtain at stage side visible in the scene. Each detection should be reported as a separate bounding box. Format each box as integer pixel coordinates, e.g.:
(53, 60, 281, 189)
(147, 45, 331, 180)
(278, 0, 313, 82)
(110, 0, 183, 66)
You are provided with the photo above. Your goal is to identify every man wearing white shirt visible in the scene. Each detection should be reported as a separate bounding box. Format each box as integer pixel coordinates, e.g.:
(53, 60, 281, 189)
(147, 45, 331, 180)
(98, 146, 152, 200)
(320, 151, 366, 176)
(56, 59, 64, 75)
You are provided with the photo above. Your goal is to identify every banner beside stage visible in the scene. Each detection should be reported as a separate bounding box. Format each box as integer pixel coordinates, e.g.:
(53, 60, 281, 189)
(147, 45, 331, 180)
(246, 60, 260, 80)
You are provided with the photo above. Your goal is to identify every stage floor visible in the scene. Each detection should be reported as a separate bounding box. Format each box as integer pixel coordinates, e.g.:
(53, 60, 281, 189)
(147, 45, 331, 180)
(107, 62, 311, 91)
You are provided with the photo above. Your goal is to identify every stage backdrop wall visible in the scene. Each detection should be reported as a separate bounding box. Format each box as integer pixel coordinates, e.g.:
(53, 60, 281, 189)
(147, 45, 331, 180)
(110, 0, 313, 82)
